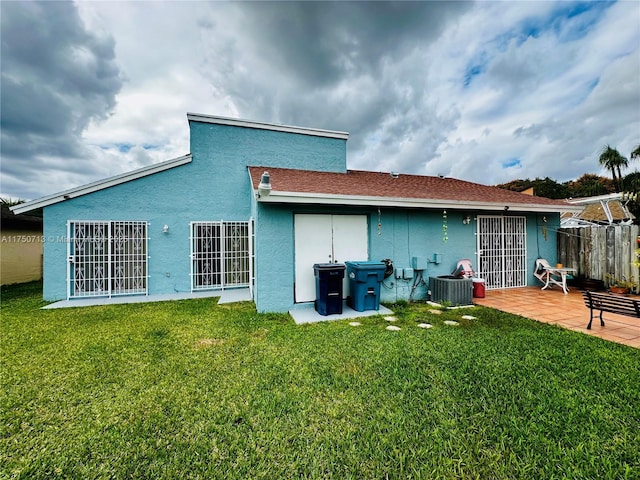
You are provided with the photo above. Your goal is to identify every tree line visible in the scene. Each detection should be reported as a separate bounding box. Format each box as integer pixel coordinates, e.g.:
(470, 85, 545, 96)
(497, 144, 640, 200)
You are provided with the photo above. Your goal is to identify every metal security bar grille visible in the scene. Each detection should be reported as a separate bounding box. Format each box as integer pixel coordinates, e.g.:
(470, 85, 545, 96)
(477, 216, 527, 289)
(190, 221, 252, 290)
(68, 221, 148, 298)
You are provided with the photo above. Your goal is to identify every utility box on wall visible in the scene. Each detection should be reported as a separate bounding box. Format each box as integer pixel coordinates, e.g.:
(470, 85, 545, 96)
(412, 256, 428, 270)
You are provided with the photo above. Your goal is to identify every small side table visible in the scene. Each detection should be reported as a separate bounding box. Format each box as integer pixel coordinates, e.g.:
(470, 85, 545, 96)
(541, 267, 576, 294)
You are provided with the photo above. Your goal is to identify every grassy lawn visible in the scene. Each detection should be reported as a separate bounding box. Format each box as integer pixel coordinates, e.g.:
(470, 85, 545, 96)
(1, 282, 639, 479)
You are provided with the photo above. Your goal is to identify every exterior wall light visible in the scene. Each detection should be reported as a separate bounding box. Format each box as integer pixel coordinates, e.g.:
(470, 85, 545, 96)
(463, 215, 471, 225)
(258, 171, 271, 197)
(162, 224, 169, 233)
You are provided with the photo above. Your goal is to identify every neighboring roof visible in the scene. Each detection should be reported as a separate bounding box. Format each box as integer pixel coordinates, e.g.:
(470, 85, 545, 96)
(11, 154, 192, 215)
(187, 113, 349, 140)
(578, 202, 633, 223)
(561, 192, 634, 226)
(560, 212, 597, 228)
(248, 167, 581, 213)
(566, 192, 627, 205)
(1, 204, 42, 230)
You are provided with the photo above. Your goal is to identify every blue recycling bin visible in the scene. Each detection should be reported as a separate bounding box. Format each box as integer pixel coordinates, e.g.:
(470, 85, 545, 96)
(313, 263, 346, 315)
(345, 261, 386, 312)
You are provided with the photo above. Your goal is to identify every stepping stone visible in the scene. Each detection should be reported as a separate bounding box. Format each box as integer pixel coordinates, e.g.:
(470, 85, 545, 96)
(428, 309, 443, 315)
(461, 315, 477, 320)
(349, 321, 362, 327)
(384, 316, 398, 322)
(386, 325, 401, 331)
(417, 323, 432, 329)
(444, 320, 459, 326)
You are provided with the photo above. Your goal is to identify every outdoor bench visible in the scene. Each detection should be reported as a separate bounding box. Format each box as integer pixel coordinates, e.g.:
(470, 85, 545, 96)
(582, 291, 640, 330)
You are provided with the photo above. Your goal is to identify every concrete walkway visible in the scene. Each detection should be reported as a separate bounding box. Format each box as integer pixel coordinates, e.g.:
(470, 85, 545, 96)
(43, 288, 252, 309)
(473, 286, 640, 349)
(289, 302, 394, 324)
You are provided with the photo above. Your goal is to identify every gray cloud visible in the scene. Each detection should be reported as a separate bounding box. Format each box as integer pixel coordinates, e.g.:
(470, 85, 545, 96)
(1, 1, 638, 201)
(233, 2, 471, 88)
(1, 1, 122, 199)
(197, 1, 471, 171)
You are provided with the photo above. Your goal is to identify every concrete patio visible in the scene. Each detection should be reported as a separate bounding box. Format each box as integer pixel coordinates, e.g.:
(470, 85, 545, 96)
(473, 286, 640, 349)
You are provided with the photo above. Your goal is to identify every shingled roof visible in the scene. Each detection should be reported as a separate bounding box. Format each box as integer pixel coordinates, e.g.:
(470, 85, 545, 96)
(248, 167, 579, 213)
(578, 201, 633, 223)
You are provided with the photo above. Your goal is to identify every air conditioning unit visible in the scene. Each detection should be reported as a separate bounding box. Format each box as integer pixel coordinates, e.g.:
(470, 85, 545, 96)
(429, 276, 473, 306)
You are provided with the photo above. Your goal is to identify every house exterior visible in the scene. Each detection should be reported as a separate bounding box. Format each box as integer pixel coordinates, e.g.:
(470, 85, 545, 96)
(12, 113, 580, 312)
(1, 204, 43, 285)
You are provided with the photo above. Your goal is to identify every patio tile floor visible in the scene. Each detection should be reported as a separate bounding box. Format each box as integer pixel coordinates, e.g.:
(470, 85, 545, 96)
(473, 286, 640, 349)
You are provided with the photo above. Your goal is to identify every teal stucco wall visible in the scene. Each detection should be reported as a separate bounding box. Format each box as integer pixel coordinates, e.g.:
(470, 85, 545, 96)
(42, 121, 347, 301)
(251, 204, 560, 312)
(41, 117, 560, 312)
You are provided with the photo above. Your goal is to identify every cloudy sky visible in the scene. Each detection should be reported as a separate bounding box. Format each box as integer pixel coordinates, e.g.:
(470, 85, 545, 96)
(1, 1, 639, 201)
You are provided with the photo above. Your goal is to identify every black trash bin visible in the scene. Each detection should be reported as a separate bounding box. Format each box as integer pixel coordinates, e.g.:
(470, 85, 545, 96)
(313, 263, 346, 315)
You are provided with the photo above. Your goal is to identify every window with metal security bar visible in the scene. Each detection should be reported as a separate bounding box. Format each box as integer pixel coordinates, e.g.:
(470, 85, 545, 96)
(68, 221, 148, 298)
(190, 221, 252, 291)
(477, 216, 527, 289)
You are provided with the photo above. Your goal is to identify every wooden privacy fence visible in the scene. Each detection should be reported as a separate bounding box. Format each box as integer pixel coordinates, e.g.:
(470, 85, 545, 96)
(557, 225, 639, 289)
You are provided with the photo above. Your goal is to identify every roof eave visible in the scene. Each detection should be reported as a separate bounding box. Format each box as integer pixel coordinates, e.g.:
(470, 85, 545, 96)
(187, 113, 349, 140)
(255, 191, 582, 213)
(10, 154, 193, 215)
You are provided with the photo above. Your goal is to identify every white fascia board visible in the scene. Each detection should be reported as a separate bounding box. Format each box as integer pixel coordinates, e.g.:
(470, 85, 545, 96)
(567, 193, 623, 204)
(11, 154, 192, 215)
(187, 113, 349, 140)
(255, 191, 583, 213)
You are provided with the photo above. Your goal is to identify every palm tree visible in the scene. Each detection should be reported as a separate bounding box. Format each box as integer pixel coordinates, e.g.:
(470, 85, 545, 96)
(631, 144, 640, 161)
(0, 197, 25, 206)
(599, 145, 628, 191)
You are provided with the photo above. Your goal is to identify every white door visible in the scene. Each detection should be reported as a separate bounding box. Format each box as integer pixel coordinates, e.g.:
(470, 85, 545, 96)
(294, 214, 368, 302)
(294, 215, 333, 302)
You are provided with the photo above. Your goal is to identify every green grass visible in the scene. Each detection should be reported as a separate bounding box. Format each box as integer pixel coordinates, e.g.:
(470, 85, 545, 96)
(2, 282, 639, 479)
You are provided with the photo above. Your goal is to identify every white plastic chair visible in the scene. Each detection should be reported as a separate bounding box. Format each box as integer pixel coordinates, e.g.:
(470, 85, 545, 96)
(534, 258, 552, 285)
(534, 258, 575, 294)
(452, 259, 475, 278)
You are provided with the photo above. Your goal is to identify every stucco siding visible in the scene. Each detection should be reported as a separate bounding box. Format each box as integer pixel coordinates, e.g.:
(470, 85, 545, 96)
(370, 209, 479, 303)
(42, 164, 254, 300)
(189, 122, 347, 175)
(253, 204, 295, 312)
(37, 117, 560, 309)
(526, 213, 559, 279)
(42, 120, 347, 301)
(252, 206, 560, 312)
